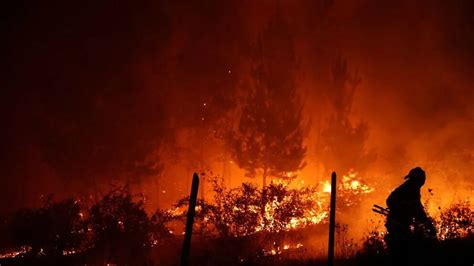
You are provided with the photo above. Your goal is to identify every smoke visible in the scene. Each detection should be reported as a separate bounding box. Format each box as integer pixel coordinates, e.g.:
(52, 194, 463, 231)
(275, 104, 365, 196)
(1, 0, 473, 217)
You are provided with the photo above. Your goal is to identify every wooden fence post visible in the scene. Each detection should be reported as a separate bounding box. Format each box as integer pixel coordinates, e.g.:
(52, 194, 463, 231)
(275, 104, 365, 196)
(328, 171, 337, 266)
(181, 173, 200, 266)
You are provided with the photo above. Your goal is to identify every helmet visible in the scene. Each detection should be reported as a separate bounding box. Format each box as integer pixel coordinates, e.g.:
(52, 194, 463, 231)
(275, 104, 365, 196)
(404, 167, 426, 186)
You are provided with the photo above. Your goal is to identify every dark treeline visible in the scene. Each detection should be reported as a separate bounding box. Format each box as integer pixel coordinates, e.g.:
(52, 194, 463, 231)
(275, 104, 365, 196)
(0, 182, 472, 265)
(0, 187, 169, 265)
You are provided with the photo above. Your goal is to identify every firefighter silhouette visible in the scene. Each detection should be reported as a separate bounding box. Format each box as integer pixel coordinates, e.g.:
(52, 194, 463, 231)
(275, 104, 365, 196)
(385, 167, 437, 263)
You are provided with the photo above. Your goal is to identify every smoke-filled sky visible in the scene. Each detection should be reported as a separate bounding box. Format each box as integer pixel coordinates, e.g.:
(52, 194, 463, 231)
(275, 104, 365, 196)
(2, 0, 473, 213)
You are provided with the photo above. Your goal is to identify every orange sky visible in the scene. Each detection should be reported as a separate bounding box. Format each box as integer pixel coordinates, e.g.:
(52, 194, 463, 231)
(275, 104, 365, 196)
(2, 1, 473, 215)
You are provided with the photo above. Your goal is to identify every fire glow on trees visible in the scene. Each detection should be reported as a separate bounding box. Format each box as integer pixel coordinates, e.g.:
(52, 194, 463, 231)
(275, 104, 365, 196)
(2, 0, 473, 219)
(2, 1, 474, 264)
(228, 14, 306, 189)
(168, 170, 374, 238)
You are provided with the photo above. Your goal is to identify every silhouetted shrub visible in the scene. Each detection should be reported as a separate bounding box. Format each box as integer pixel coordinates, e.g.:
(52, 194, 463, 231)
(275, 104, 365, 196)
(359, 229, 386, 257)
(10, 196, 85, 257)
(88, 187, 151, 264)
(150, 208, 174, 245)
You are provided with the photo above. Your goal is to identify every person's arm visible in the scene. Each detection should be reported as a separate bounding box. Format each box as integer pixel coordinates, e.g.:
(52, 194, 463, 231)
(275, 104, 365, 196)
(413, 199, 428, 222)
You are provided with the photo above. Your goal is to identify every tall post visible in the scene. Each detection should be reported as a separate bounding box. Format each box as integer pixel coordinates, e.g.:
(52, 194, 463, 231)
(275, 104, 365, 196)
(328, 171, 337, 266)
(181, 173, 200, 266)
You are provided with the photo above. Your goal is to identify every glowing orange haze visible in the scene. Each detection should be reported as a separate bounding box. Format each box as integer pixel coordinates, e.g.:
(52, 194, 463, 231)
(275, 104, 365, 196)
(2, 2, 472, 236)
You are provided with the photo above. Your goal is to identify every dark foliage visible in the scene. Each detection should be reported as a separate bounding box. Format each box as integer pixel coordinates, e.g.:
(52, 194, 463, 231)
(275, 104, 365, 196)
(149, 208, 174, 245)
(10, 196, 85, 257)
(0, 186, 471, 266)
(88, 187, 151, 264)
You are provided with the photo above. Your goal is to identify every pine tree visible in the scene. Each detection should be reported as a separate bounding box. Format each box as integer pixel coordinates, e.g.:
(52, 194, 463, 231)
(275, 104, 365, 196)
(317, 57, 376, 174)
(229, 14, 307, 188)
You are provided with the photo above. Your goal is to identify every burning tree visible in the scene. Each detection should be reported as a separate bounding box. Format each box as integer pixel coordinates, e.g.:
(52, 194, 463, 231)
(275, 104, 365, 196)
(229, 14, 306, 187)
(317, 57, 376, 175)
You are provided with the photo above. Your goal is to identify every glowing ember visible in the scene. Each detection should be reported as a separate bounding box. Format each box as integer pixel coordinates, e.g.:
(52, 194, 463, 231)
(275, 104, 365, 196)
(0, 246, 31, 259)
(436, 201, 473, 240)
(262, 242, 304, 257)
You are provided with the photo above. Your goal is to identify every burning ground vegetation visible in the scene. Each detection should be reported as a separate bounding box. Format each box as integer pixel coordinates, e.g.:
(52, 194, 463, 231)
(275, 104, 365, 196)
(0, 171, 472, 265)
